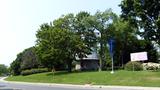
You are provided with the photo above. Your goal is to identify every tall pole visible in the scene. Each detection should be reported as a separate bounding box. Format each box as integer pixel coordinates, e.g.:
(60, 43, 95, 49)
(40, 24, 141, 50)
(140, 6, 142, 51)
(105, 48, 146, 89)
(99, 36, 103, 72)
(110, 40, 114, 74)
(111, 55, 114, 73)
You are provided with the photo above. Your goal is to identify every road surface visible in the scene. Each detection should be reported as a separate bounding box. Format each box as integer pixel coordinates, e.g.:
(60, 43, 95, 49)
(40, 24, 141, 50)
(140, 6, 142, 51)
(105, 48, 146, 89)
(0, 77, 159, 90)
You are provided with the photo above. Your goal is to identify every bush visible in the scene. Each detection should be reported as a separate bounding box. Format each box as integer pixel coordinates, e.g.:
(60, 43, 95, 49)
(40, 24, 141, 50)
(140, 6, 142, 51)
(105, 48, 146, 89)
(125, 61, 143, 71)
(146, 65, 158, 71)
(21, 70, 32, 76)
(142, 62, 160, 71)
(21, 68, 48, 76)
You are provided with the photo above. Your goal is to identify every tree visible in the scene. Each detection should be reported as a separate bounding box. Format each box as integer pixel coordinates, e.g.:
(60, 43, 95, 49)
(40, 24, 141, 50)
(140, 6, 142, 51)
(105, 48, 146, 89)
(53, 12, 96, 53)
(110, 18, 137, 67)
(84, 9, 117, 71)
(10, 47, 40, 75)
(120, 0, 160, 45)
(10, 53, 23, 75)
(36, 23, 89, 72)
(74, 11, 97, 49)
(20, 47, 40, 70)
(36, 24, 61, 71)
(0, 64, 8, 75)
(110, 17, 158, 66)
(74, 12, 97, 66)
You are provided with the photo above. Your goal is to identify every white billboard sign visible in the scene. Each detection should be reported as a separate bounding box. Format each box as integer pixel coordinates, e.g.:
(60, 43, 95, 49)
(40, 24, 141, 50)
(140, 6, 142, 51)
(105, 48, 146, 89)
(130, 52, 148, 61)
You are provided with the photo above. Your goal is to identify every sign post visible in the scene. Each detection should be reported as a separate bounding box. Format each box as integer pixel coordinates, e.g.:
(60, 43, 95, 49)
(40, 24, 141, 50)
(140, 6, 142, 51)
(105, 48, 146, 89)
(108, 38, 115, 74)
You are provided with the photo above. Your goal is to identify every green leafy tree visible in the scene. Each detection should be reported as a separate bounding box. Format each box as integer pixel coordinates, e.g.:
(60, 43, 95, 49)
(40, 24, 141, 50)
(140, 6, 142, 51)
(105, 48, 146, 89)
(10, 53, 23, 75)
(74, 12, 97, 48)
(84, 9, 117, 71)
(110, 17, 158, 66)
(36, 24, 61, 71)
(0, 64, 8, 75)
(120, 0, 160, 45)
(10, 47, 40, 75)
(110, 18, 137, 67)
(74, 12, 97, 63)
(36, 23, 89, 72)
(53, 12, 96, 53)
(20, 47, 40, 70)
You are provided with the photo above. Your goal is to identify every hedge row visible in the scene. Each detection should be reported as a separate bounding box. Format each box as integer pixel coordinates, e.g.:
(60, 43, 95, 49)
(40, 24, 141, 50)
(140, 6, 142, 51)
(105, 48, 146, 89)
(21, 68, 48, 76)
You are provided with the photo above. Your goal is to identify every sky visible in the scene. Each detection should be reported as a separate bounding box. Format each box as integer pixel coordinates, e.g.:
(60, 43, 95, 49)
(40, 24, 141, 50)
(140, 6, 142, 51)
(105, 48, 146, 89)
(0, 0, 122, 66)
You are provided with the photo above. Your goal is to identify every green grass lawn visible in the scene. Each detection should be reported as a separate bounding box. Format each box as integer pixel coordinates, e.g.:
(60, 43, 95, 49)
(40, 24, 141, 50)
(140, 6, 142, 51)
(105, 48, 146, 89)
(6, 70, 160, 87)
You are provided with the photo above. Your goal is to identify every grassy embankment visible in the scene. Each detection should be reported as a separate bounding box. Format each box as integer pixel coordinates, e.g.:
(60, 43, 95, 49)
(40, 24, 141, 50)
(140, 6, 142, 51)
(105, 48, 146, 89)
(6, 70, 160, 87)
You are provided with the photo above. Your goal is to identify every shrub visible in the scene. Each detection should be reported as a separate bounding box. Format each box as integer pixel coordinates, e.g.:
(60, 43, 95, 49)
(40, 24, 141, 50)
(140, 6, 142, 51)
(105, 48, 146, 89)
(125, 61, 143, 71)
(142, 62, 160, 71)
(146, 65, 158, 71)
(21, 70, 33, 76)
(21, 68, 48, 76)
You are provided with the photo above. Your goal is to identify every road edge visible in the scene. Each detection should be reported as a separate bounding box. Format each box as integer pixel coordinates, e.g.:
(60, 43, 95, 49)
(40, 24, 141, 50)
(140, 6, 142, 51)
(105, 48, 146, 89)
(1, 77, 160, 90)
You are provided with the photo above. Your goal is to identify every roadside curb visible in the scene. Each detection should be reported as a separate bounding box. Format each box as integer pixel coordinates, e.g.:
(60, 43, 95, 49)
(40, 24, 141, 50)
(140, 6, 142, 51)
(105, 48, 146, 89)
(0, 77, 8, 81)
(1, 77, 160, 90)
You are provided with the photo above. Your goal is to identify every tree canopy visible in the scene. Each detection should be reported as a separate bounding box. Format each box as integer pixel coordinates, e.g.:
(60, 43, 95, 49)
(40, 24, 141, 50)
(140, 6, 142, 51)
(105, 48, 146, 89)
(0, 64, 8, 75)
(10, 47, 39, 75)
(120, 0, 160, 45)
(36, 20, 91, 72)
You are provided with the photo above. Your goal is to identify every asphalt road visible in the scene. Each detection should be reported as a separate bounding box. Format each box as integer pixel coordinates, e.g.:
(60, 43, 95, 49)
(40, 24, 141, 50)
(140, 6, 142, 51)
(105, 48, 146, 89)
(0, 81, 98, 90)
(0, 77, 159, 90)
(0, 81, 146, 90)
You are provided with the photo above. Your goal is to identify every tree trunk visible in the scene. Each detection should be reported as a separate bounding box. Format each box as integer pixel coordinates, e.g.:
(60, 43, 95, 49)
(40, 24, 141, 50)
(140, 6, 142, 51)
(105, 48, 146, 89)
(67, 59, 73, 72)
(120, 50, 124, 68)
(52, 66, 55, 73)
(52, 66, 55, 79)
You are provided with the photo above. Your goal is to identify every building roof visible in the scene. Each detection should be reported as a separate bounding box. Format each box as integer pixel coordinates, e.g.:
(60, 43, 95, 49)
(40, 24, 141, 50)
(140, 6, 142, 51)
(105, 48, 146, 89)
(76, 51, 99, 60)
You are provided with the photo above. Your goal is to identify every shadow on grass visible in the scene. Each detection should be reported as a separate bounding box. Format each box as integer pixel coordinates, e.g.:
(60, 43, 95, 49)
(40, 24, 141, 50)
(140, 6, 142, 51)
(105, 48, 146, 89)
(46, 71, 69, 76)
(46, 70, 97, 76)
